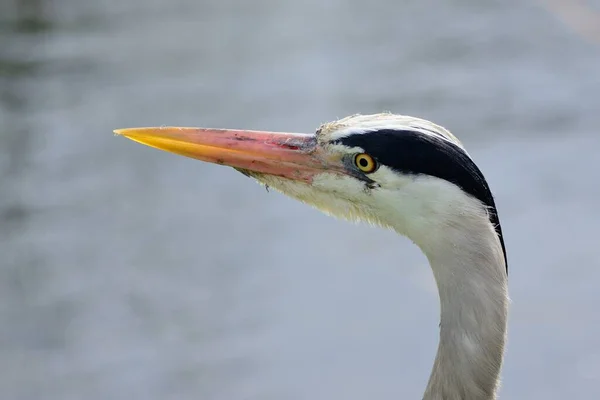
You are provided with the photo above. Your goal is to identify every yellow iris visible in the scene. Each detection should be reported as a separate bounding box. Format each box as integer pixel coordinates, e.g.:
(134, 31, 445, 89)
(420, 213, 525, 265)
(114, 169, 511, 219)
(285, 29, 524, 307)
(354, 153, 377, 173)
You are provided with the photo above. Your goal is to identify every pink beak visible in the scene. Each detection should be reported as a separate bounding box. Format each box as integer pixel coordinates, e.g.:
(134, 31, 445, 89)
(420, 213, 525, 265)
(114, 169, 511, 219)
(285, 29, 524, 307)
(114, 126, 337, 182)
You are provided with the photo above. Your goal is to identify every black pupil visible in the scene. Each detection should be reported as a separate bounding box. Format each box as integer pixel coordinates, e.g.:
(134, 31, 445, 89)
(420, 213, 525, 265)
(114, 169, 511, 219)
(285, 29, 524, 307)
(359, 157, 369, 168)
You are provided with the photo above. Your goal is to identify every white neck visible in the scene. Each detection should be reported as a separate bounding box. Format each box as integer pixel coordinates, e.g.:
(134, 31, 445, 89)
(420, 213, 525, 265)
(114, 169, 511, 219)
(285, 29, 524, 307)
(262, 168, 509, 398)
(394, 202, 509, 400)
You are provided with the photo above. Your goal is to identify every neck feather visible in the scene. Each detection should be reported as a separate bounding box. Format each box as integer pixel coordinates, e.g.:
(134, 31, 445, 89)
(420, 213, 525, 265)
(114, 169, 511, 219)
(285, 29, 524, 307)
(396, 204, 509, 400)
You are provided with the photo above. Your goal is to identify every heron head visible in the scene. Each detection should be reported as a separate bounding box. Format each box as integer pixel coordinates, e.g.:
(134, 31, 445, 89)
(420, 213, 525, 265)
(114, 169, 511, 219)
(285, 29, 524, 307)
(115, 113, 505, 262)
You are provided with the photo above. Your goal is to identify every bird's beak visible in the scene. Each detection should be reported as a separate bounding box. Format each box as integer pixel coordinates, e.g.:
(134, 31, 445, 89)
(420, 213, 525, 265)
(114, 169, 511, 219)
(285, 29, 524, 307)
(114, 126, 333, 182)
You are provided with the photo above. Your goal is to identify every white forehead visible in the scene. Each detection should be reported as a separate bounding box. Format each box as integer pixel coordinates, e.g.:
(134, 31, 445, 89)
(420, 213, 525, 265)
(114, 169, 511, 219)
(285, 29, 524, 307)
(317, 113, 467, 152)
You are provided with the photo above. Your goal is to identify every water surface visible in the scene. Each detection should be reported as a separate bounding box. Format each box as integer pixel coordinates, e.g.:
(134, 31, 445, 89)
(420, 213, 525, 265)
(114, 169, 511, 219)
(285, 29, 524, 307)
(1, 1, 599, 399)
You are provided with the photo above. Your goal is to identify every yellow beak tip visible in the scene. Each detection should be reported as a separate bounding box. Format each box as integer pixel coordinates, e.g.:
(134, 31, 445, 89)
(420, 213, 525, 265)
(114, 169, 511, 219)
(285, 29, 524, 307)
(113, 128, 129, 136)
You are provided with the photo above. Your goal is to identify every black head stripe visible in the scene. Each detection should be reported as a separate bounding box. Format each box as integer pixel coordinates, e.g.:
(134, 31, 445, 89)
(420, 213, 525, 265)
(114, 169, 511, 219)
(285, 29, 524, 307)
(336, 129, 508, 273)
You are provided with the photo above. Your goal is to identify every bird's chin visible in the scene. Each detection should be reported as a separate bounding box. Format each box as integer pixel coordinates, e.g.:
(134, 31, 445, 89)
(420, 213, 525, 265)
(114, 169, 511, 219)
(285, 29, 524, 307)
(233, 167, 255, 179)
(236, 170, 381, 228)
(232, 168, 290, 193)
(237, 170, 311, 193)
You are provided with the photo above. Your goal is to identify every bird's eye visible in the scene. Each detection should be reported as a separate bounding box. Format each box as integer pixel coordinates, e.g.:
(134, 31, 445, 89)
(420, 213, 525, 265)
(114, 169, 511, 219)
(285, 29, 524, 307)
(354, 153, 378, 173)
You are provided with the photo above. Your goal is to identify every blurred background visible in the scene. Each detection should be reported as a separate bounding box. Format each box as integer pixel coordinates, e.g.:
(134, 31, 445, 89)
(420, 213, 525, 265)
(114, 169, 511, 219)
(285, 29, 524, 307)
(1, 0, 599, 399)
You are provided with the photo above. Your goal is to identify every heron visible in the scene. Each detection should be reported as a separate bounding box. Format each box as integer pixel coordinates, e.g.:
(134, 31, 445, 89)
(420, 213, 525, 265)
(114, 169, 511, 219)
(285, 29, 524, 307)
(115, 113, 509, 400)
